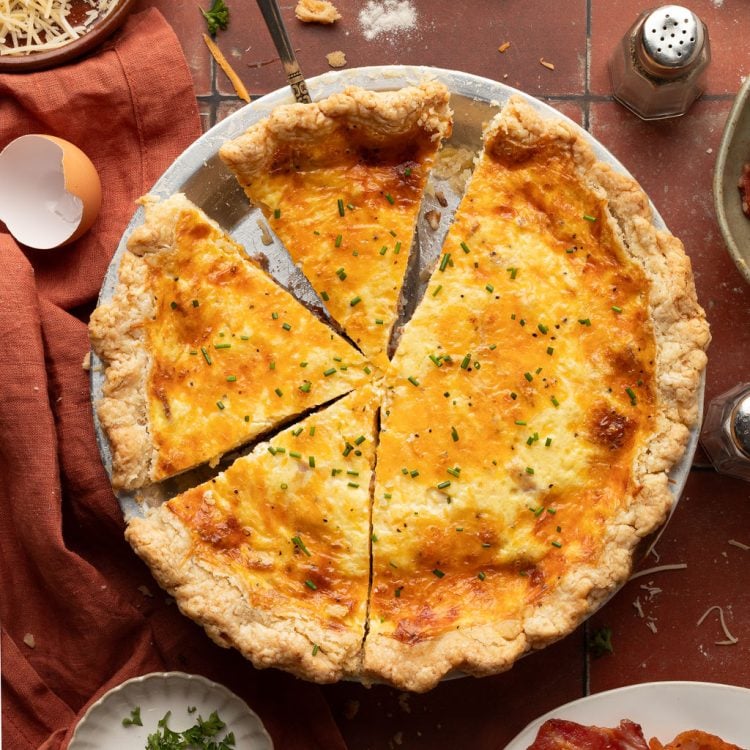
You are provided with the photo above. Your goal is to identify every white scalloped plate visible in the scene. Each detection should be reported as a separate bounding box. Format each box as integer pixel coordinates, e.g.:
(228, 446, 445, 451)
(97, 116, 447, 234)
(68, 672, 273, 749)
(504, 681, 750, 749)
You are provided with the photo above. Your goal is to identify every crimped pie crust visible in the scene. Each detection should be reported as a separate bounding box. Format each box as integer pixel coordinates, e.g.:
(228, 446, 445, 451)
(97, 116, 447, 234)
(95, 89, 708, 692)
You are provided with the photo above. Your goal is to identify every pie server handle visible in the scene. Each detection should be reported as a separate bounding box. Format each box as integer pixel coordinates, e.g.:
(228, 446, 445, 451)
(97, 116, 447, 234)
(254, 0, 312, 104)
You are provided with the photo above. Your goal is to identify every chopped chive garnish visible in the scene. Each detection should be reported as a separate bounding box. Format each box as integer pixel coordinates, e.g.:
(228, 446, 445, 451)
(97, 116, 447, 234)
(337, 199, 345, 216)
(524, 372, 533, 382)
(289, 451, 301, 458)
(312, 644, 319, 656)
(240, 334, 249, 340)
(394, 241, 402, 254)
(395, 586, 403, 598)
(566, 247, 576, 254)
(201, 346, 212, 365)
(535, 367, 542, 374)
(269, 361, 276, 370)
(347, 469, 359, 476)
(379, 246, 388, 256)
(375, 319, 384, 325)
(189, 350, 198, 355)
(407, 376, 420, 387)
(432, 569, 445, 578)
(309, 456, 316, 468)
(439, 253, 451, 272)
(404, 167, 412, 176)
(456, 527, 464, 532)
(274, 208, 281, 219)
(335, 234, 343, 247)
(446, 467, 461, 477)
(350, 296, 361, 306)
(342, 443, 353, 457)
(336, 267, 347, 280)
(272, 311, 279, 320)
(309, 426, 316, 436)
(384, 492, 392, 499)
(300, 361, 308, 367)
(507, 267, 518, 279)
(299, 381, 312, 393)
(363, 366, 372, 374)
(612, 305, 622, 313)
(551, 395, 560, 407)
(305, 579, 317, 590)
(429, 354, 442, 367)
(410, 469, 419, 478)
(451, 425, 459, 442)
(268, 446, 276, 456)
(545, 437, 552, 446)
(437, 480, 451, 490)
(538, 323, 548, 334)
(486, 284, 494, 293)
(323, 368, 336, 376)
(170, 301, 177, 309)
(292, 427, 303, 436)
(371, 533, 378, 542)
(515, 420, 527, 426)
(551, 540, 562, 548)
(348, 481, 360, 488)
(354, 435, 366, 445)
(626, 387, 637, 405)
(274, 387, 283, 397)
(460, 241, 471, 254)
(282, 322, 292, 331)
(226, 375, 237, 382)
(275, 447, 286, 454)
(578, 318, 591, 326)
(583, 213, 597, 222)
(385, 193, 395, 205)
(460, 353, 471, 369)
(292, 536, 311, 556)
(547, 346, 554, 355)
(510, 391, 517, 400)
(214, 342, 231, 349)
(432, 284, 443, 297)
(216, 400, 225, 410)
(478, 571, 486, 581)
(526, 466, 535, 475)
(321, 291, 329, 301)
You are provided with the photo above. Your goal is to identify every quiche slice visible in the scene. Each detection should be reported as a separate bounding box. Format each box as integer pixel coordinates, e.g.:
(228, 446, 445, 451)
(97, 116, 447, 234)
(89, 194, 371, 491)
(125, 385, 379, 683)
(219, 82, 452, 365)
(364, 97, 709, 691)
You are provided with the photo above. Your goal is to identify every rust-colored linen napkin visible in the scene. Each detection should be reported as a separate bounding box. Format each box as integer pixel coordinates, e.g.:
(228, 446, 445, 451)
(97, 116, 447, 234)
(0, 10, 347, 750)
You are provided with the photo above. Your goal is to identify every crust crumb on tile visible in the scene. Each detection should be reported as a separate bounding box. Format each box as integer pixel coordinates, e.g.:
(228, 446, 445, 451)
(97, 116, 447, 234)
(295, 0, 341, 23)
(326, 50, 347, 68)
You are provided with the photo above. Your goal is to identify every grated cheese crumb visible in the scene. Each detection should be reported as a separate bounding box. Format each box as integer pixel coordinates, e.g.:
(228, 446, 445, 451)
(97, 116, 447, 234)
(498, 41, 510, 53)
(645, 619, 658, 634)
(728, 539, 750, 551)
(632, 596, 644, 618)
(629, 563, 687, 581)
(540, 58, 555, 70)
(23, 633, 36, 648)
(697, 605, 739, 646)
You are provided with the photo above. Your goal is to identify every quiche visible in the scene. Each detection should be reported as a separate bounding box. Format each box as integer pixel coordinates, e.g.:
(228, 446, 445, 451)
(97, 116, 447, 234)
(93, 88, 709, 693)
(364, 96, 708, 691)
(219, 82, 452, 365)
(126, 385, 379, 683)
(89, 194, 370, 491)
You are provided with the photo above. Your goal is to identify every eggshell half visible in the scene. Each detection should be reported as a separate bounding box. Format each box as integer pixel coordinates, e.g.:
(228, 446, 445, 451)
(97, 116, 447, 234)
(0, 134, 102, 250)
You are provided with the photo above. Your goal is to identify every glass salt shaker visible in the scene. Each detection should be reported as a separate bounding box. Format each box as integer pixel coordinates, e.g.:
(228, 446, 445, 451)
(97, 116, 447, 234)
(701, 383, 750, 482)
(609, 5, 711, 120)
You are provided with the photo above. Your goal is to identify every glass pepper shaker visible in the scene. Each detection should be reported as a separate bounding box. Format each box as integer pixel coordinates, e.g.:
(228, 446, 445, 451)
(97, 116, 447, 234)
(609, 5, 711, 120)
(701, 383, 750, 482)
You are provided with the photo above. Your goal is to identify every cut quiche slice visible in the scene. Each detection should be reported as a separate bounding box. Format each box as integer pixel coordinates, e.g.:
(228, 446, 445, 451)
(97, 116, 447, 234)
(364, 97, 709, 691)
(219, 81, 452, 365)
(89, 194, 371, 491)
(125, 385, 379, 683)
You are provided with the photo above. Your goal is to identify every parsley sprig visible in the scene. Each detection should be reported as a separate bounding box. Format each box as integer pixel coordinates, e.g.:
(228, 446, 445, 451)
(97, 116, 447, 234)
(201, 0, 230, 35)
(124, 707, 235, 749)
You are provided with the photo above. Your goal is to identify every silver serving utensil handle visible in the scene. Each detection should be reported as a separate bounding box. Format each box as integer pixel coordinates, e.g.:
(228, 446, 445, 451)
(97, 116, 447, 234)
(254, 0, 311, 103)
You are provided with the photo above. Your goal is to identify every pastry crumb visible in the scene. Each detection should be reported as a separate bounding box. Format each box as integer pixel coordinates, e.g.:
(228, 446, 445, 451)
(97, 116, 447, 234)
(326, 50, 347, 68)
(82, 351, 91, 371)
(398, 692, 411, 713)
(424, 209, 441, 230)
(296, 0, 341, 24)
(540, 57, 555, 70)
(23, 633, 36, 648)
(138, 585, 154, 598)
(257, 220, 273, 246)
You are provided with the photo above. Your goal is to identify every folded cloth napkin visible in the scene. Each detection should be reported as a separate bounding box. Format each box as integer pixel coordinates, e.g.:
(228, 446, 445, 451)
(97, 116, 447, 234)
(0, 9, 347, 750)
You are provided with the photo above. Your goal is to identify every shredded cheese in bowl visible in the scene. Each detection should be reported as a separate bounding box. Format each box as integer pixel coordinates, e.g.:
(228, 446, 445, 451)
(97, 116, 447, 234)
(0, 0, 116, 56)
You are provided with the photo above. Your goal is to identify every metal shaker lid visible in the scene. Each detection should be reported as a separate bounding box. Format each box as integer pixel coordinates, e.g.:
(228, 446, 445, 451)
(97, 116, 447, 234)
(731, 393, 750, 458)
(641, 5, 704, 70)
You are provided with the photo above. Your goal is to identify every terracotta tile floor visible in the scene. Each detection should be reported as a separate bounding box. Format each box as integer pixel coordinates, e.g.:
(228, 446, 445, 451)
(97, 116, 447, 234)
(137, 1, 750, 746)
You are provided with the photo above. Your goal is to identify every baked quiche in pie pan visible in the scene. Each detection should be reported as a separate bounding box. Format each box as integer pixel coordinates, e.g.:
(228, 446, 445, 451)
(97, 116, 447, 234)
(89, 67, 709, 693)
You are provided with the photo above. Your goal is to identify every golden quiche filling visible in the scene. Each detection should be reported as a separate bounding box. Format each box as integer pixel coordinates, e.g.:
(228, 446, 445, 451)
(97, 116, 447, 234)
(92, 88, 709, 692)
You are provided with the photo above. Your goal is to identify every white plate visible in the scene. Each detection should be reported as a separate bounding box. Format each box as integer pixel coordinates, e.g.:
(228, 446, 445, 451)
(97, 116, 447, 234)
(504, 681, 750, 749)
(68, 671, 273, 749)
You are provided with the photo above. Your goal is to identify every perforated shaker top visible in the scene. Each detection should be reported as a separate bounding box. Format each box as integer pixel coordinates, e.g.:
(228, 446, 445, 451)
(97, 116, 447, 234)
(641, 5, 704, 69)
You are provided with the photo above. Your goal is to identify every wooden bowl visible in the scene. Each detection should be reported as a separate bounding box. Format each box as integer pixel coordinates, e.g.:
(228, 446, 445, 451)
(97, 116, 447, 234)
(0, 0, 135, 73)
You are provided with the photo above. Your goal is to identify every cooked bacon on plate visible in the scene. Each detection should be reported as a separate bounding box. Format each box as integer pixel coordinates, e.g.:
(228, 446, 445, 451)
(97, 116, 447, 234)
(526, 719, 650, 750)
(650, 730, 745, 750)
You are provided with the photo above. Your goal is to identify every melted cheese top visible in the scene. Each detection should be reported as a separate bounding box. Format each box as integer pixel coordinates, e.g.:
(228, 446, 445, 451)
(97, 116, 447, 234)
(369, 123, 657, 643)
(239, 129, 439, 365)
(143, 209, 370, 481)
(166, 387, 378, 634)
